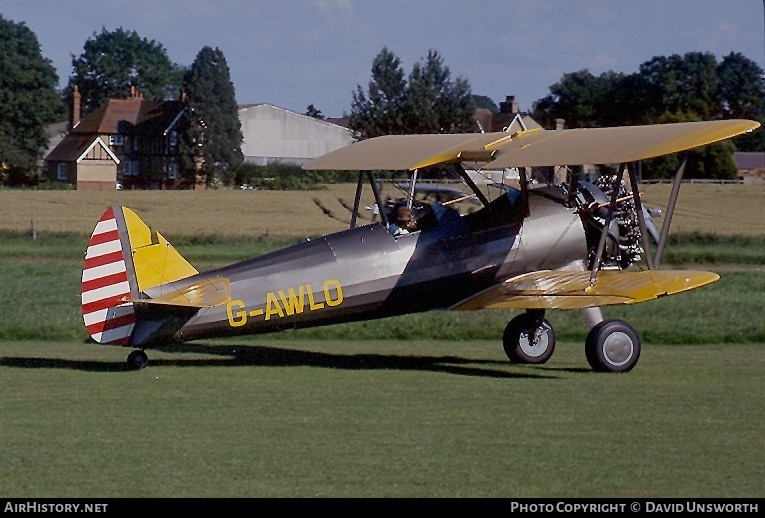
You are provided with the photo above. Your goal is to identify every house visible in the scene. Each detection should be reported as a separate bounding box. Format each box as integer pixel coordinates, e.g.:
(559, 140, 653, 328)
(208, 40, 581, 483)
(239, 103, 354, 166)
(734, 152, 765, 184)
(45, 86, 187, 190)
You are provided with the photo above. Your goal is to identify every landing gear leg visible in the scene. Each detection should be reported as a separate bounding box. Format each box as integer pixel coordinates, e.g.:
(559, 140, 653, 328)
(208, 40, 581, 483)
(581, 306, 604, 329)
(503, 310, 556, 364)
(127, 350, 149, 370)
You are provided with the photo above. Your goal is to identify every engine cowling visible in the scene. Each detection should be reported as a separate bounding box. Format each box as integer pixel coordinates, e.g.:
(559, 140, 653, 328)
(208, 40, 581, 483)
(573, 176, 644, 270)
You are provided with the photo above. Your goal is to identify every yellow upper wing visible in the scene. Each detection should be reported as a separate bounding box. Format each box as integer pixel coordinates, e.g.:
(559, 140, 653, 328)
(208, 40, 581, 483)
(303, 119, 760, 171)
(449, 270, 720, 311)
(487, 119, 760, 168)
(303, 132, 508, 171)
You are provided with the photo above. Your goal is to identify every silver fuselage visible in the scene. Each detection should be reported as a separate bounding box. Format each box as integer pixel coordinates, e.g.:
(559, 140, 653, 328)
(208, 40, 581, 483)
(136, 191, 587, 346)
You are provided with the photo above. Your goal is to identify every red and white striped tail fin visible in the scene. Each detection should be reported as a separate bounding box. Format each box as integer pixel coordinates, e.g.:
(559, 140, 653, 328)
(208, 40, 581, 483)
(81, 207, 135, 345)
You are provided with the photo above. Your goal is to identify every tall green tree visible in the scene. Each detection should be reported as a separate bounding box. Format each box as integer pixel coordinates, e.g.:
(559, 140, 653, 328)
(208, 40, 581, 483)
(0, 16, 61, 179)
(531, 50, 764, 177)
(718, 52, 764, 119)
(349, 46, 407, 139)
(350, 47, 475, 138)
(179, 46, 243, 186)
(532, 70, 616, 129)
(718, 52, 764, 151)
(402, 50, 475, 133)
(66, 27, 183, 114)
(638, 52, 720, 120)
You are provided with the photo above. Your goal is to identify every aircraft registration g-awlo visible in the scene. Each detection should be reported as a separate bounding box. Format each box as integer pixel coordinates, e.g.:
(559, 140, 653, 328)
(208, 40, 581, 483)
(82, 118, 760, 372)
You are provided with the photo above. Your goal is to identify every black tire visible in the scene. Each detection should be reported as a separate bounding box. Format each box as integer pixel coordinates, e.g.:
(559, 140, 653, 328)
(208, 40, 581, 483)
(585, 319, 641, 373)
(127, 350, 149, 370)
(503, 313, 556, 364)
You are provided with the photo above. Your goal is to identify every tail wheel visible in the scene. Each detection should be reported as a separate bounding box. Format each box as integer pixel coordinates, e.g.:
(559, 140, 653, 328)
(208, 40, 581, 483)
(585, 319, 641, 372)
(503, 312, 556, 364)
(127, 350, 149, 370)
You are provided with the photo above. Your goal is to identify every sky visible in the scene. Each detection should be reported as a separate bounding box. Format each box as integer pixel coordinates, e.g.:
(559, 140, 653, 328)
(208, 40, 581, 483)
(2, 0, 764, 117)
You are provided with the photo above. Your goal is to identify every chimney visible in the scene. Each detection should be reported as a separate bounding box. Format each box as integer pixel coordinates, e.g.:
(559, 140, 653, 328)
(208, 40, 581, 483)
(499, 95, 519, 114)
(72, 86, 81, 128)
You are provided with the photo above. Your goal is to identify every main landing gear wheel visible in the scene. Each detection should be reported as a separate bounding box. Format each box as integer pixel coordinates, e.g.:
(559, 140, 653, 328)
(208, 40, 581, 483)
(503, 311, 556, 364)
(585, 319, 641, 373)
(127, 350, 149, 370)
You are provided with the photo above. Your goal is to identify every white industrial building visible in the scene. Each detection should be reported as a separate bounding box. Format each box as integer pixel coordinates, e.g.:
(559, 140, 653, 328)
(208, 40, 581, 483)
(239, 104, 354, 166)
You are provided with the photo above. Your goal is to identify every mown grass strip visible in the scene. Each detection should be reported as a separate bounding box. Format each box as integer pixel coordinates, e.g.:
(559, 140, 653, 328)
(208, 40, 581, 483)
(0, 339, 762, 497)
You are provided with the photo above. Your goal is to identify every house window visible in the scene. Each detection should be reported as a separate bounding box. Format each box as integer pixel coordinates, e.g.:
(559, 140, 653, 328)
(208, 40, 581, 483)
(110, 134, 124, 146)
(167, 162, 177, 180)
(56, 163, 68, 181)
(168, 130, 177, 148)
(123, 161, 139, 176)
(132, 138, 139, 152)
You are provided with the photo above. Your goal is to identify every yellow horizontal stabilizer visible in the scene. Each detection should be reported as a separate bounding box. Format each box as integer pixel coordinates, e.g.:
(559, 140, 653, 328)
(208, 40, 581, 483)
(135, 277, 231, 308)
(450, 269, 720, 311)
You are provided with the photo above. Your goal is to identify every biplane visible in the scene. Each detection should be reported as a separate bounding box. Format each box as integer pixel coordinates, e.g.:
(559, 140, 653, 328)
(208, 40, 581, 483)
(81, 118, 759, 372)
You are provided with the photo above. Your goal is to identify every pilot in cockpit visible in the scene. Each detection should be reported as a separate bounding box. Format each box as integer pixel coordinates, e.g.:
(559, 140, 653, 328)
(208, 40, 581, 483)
(389, 205, 416, 236)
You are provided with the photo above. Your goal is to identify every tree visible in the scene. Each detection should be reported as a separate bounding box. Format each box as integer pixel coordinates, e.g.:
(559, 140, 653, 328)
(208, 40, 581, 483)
(402, 50, 475, 133)
(718, 52, 764, 119)
(531, 50, 764, 177)
(350, 47, 475, 138)
(638, 52, 720, 120)
(179, 46, 243, 186)
(718, 52, 764, 151)
(532, 70, 614, 128)
(0, 16, 62, 179)
(472, 95, 499, 114)
(305, 104, 324, 119)
(66, 27, 183, 115)
(349, 46, 407, 139)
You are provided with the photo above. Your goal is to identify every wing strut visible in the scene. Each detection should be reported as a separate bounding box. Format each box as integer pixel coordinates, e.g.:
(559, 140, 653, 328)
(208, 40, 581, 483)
(349, 171, 389, 229)
(406, 169, 418, 210)
(518, 165, 531, 218)
(350, 171, 364, 229)
(454, 164, 491, 206)
(368, 171, 389, 228)
(654, 157, 687, 268)
(627, 165, 655, 270)
(589, 165, 627, 284)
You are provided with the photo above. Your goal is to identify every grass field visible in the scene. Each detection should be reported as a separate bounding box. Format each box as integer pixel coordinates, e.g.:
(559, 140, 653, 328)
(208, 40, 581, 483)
(1, 339, 763, 498)
(1, 182, 763, 239)
(0, 185, 762, 498)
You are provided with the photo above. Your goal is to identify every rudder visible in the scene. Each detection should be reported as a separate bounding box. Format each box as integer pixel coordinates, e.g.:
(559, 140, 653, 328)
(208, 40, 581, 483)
(81, 206, 198, 345)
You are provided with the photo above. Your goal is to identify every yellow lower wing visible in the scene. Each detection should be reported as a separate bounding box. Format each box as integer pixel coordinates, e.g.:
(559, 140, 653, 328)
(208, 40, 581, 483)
(450, 270, 720, 310)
